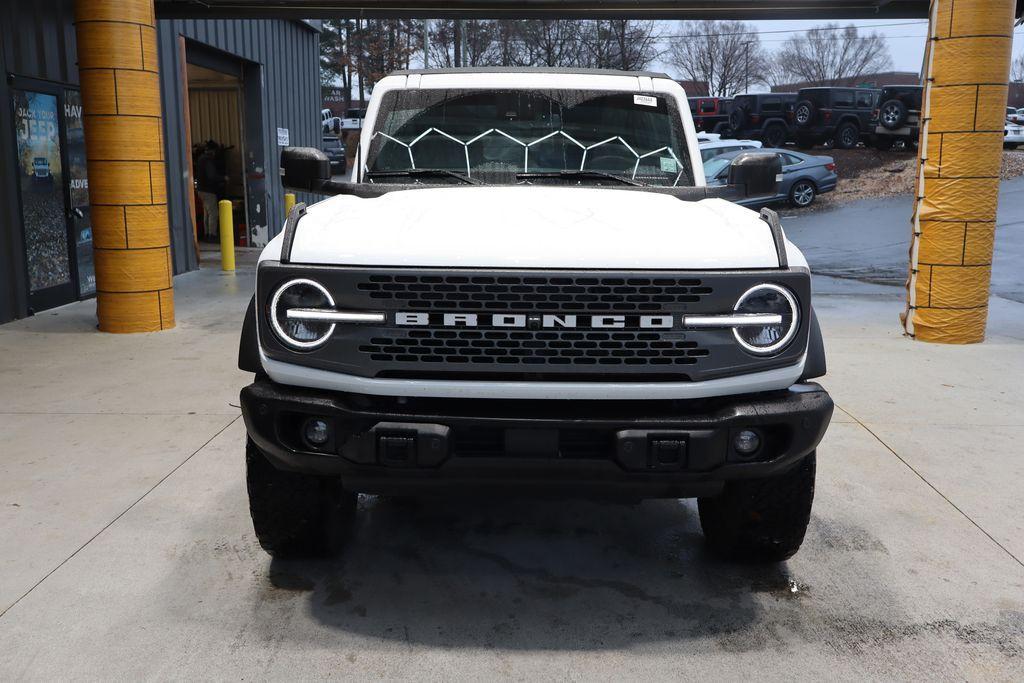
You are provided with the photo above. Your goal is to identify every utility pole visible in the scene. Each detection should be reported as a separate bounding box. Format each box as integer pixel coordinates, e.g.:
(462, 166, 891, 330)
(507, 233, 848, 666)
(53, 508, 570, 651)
(453, 20, 462, 67)
(423, 19, 430, 68)
(743, 40, 754, 94)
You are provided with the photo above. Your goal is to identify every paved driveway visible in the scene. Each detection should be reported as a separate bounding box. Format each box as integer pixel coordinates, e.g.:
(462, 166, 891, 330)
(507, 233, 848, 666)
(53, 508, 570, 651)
(0, 197, 1022, 678)
(783, 177, 1024, 303)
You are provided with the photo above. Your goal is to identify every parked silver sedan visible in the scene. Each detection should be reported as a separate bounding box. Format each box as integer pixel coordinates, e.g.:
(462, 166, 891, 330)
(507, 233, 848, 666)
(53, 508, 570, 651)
(704, 148, 838, 208)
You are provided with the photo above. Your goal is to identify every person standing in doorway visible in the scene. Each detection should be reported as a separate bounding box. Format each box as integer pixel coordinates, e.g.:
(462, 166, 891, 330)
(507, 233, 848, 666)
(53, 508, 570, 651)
(195, 140, 226, 240)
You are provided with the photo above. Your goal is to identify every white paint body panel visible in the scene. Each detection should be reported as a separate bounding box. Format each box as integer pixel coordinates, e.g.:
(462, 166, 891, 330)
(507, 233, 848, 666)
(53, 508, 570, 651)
(265, 188, 787, 270)
(258, 69, 812, 399)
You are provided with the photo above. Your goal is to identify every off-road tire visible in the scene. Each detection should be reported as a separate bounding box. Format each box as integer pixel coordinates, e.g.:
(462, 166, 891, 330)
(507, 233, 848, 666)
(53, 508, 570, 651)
(762, 123, 787, 148)
(834, 122, 859, 149)
(793, 100, 815, 128)
(246, 438, 357, 558)
(698, 452, 816, 562)
(879, 99, 907, 130)
(1004, 143, 1019, 150)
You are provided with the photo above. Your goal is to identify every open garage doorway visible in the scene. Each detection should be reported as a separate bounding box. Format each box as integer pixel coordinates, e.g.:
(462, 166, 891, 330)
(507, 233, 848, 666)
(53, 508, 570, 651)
(182, 42, 270, 256)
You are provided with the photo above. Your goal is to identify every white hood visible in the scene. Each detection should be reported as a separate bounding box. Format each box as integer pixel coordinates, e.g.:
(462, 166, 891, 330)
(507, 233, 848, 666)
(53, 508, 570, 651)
(264, 186, 796, 270)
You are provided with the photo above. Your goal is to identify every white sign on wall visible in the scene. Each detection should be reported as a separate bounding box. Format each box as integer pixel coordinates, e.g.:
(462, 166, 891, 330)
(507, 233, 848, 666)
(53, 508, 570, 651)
(277, 127, 290, 146)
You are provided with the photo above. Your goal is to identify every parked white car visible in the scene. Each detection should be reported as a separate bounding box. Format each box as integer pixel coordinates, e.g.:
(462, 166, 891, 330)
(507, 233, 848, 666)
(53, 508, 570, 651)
(240, 68, 832, 564)
(698, 136, 763, 163)
(1005, 120, 1024, 149)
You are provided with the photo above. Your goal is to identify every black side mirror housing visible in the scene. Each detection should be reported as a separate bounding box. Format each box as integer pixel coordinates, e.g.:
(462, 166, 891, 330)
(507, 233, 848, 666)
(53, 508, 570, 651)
(281, 146, 330, 192)
(728, 151, 782, 198)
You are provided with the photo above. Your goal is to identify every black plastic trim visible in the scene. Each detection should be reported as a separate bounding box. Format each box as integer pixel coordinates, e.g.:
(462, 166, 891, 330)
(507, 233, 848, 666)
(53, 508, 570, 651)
(238, 295, 261, 373)
(759, 207, 789, 269)
(240, 379, 834, 499)
(279, 202, 307, 265)
(800, 308, 826, 380)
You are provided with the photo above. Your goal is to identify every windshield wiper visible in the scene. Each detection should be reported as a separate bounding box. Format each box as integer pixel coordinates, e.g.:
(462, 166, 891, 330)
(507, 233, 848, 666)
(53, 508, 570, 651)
(516, 170, 644, 187)
(365, 169, 480, 185)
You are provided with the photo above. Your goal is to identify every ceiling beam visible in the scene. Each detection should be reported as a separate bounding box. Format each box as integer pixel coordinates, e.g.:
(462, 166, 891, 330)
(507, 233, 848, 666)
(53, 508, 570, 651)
(155, 0, 934, 21)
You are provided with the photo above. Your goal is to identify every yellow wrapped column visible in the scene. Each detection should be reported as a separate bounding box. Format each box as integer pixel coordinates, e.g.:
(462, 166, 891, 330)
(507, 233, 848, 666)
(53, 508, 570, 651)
(903, 0, 1015, 343)
(75, 0, 174, 332)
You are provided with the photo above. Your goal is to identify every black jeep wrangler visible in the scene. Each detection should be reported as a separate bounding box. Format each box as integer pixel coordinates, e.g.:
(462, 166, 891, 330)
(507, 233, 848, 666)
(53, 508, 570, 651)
(724, 93, 796, 147)
(793, 87, 879, 149)
(871, 85, 923, 150)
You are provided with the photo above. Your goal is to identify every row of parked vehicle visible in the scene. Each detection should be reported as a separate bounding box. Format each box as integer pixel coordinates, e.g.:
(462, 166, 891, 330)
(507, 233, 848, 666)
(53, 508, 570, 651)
(689, 85, 923, 151)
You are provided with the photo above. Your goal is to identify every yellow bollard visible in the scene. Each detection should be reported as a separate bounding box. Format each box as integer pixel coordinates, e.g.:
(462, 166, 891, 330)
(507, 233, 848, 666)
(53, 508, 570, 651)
(219, 200, 235, 272)
(284, 192, 296, 218)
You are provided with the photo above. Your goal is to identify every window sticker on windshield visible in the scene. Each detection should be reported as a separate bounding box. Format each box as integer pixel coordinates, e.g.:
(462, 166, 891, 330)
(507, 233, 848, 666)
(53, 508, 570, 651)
(660, 157, 678, 173)
(634, 95, 658, 107)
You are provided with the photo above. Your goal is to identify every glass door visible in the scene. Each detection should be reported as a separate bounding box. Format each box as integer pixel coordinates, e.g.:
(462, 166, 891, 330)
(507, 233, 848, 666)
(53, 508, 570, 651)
(10, 82, 93, 312)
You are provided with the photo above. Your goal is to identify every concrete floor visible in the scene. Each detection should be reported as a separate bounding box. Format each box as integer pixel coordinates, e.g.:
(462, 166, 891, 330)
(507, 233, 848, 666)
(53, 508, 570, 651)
(1, 213, 1023, 679)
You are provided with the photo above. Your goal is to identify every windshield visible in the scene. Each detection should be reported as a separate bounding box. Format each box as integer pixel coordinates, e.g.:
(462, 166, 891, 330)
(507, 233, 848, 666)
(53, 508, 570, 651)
(364, 88, 693, 187)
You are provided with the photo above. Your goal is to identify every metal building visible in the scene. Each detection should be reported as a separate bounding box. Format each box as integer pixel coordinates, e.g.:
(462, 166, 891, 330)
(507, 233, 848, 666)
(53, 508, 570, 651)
(0, 3, 321, 323)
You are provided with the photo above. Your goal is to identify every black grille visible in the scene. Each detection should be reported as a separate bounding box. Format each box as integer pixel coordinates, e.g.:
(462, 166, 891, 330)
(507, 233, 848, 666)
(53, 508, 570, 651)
(359, 329, 710, 367)
(357, 274, 713, 312)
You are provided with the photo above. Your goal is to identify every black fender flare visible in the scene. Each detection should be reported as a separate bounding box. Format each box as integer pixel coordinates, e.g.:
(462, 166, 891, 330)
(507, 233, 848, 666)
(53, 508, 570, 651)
(800, 307, 826, 380)
(239, 295, 262, 373)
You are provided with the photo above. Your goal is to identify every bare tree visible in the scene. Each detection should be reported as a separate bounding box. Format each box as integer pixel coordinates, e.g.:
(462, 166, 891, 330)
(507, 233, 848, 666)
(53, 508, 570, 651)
(1012, 52, 1024, 82)
(774, 23, 893, 84)
(517, 20, 589, 67)
(584, 20, 662, 71)
(668, 21, 765, 97)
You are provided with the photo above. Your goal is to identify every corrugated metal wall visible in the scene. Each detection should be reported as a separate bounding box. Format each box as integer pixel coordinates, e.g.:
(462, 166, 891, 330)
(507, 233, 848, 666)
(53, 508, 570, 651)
(0, 0, 80, 322)
(157, 19, 322, 274)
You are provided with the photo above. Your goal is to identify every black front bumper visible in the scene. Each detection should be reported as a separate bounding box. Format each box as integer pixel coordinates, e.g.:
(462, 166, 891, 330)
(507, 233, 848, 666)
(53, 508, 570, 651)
(240, 380, 833, 500)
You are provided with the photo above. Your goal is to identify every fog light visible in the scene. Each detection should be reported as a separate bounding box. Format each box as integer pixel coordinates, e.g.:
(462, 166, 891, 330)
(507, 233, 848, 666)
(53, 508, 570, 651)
(303, 418, 331, 447)
(733, 429, 761, 455)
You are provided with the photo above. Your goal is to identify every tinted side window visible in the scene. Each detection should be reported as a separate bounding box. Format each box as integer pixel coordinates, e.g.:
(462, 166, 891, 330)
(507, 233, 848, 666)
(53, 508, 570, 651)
(856, 91, 874, 108)
(700, 100, 716, 113)
(762, 97, 782, 112)
(833, 90, 855, 108)
(783, 153, 803, 165)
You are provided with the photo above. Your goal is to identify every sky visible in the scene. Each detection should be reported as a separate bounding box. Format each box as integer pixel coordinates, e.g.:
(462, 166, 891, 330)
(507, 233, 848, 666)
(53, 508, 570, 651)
(649, 18, 1024, 84)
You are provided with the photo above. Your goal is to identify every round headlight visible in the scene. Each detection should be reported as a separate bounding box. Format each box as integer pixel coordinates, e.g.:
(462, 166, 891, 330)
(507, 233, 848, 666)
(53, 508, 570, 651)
(270, 279, 335, 349)
(732, 284, 799, 355)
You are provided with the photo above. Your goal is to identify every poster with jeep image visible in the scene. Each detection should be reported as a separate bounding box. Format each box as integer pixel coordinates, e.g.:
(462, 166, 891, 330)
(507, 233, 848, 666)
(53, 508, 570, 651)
(13, 89, 71, 294)
(64, 89, 95, 296)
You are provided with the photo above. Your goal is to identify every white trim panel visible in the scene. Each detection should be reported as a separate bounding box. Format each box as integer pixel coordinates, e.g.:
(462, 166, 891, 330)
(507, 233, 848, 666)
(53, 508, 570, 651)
(260, 350, 806, 400)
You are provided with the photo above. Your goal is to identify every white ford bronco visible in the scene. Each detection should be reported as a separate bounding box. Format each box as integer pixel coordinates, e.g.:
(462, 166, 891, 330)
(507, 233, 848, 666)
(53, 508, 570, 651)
(238, 68, 832, 562)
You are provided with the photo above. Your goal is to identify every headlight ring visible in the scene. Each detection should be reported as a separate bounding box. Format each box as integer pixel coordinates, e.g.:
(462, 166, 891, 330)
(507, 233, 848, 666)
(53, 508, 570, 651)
(731, 283, 799, 355)
(269, 278, 336, 350)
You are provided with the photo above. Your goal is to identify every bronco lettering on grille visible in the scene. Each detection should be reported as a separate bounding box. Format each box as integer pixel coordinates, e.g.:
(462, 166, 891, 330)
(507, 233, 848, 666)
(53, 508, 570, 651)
(395, 312, 678, 329)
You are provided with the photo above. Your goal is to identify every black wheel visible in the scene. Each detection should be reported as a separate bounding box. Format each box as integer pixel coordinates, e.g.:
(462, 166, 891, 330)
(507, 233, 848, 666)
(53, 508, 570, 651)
(788, 179, 817, 207)
(1004, 143, 1019, 150)
(793, 100, 815, 128)
(874, 135, 895, 151)
(762, 123, 787, 148)
(879, 99, 907, 130)
(795, 134, 815, 150)
(834, 122, 859, 149)
(246, 438, 357, 558)
(698, 452, 816, 562)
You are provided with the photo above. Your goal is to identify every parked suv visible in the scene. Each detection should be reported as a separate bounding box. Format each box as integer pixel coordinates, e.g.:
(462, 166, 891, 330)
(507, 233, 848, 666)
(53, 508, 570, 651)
(239, 68, 832, 564)
(688, 96, 731, 133)
(322, 135, 347, 174)
(871, 85, 923, 150)
(725, 93, 796, 148)
(793, 87, 879, 149)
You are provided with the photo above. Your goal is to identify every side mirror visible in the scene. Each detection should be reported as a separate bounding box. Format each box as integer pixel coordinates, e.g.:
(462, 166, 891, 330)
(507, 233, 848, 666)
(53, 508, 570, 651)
(281, 146, 330, 192)
(728, 151, 782, 198)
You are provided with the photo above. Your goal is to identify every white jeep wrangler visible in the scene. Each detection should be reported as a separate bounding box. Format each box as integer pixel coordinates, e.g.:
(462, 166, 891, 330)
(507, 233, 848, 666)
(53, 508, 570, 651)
(239, 68, 832, 562)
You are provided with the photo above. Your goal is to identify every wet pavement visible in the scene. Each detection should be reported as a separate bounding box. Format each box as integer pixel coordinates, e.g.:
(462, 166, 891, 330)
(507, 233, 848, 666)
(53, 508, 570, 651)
(1, 189, 1023, 678)
(783, 176, 1024, 303)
